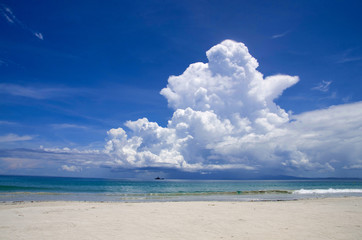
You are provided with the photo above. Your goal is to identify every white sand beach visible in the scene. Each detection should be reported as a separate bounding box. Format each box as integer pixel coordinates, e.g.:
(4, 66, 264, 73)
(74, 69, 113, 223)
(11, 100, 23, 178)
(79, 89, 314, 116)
(1, 197, 361, 240)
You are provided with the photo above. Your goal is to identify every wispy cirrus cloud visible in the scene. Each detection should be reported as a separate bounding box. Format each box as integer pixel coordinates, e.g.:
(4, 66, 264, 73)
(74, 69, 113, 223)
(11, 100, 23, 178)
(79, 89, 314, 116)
(311, 80, 332, 92)
(271, 30, 290, 39)
(0, 121, 17, 125)
(0, 5, 15, 23)
(337, 56, 362, 63)
(335, 48, 362, 64)
(0, 4, 43, 40)
(0, 83, 86, 99)
(0, 59, 7, 66)
(34, 32, 44, 40)
(0, 134, 33, 143)
(0, 56, 20, 68)
(51, 123, 88, 130)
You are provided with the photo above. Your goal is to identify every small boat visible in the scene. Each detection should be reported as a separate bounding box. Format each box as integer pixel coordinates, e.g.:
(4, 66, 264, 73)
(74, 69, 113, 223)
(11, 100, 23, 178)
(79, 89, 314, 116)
(155, 176, 165, 180)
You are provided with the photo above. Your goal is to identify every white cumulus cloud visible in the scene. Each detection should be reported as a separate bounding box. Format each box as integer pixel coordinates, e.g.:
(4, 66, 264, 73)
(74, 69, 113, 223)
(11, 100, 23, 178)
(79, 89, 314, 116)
(103, 39, 362, 176)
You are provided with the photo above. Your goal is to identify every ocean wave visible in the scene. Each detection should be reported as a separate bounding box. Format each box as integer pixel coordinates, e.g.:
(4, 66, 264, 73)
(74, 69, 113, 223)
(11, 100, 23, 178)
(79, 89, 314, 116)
(109, 190, 292, 197)
(293, 188, 362, 194)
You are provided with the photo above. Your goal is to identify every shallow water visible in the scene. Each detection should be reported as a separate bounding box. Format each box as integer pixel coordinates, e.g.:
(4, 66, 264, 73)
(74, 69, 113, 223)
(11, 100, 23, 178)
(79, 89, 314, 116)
(1, 175, 362, 202)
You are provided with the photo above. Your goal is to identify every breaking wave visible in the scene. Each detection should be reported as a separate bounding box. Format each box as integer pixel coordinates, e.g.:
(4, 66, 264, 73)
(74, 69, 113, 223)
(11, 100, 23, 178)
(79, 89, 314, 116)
(293, 188, 362, 194)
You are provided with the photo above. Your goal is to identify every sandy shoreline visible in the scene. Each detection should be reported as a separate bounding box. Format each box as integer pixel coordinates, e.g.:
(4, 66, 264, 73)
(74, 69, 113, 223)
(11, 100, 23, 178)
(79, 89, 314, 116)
(1, 197, 361, 240)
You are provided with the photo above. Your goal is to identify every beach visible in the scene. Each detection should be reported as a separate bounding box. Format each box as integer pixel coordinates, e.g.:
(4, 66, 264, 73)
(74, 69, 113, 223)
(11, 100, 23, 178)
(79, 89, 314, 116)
(1, 197, 361, 240)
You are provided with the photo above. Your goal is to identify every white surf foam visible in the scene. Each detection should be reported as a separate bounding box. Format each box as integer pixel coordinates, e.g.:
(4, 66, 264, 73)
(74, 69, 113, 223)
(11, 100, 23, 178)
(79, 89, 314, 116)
(293, 188, 362, 194)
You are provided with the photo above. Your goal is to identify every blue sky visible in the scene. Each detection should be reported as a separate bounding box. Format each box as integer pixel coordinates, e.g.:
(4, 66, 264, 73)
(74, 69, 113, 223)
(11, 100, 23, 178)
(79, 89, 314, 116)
(1, 0, 362, 179)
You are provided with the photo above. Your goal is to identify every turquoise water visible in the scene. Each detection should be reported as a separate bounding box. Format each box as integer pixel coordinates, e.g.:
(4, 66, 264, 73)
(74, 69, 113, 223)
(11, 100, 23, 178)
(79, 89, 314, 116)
(1, 175, 362, 202)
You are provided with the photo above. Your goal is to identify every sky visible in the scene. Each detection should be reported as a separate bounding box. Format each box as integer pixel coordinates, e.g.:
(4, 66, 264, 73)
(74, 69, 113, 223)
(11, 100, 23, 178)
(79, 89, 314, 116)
(0, 0, 362, 179)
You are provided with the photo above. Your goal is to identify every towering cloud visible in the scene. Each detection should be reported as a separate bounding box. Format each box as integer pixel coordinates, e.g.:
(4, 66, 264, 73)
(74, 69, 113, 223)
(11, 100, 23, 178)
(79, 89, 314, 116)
(104, 40, 362, 176)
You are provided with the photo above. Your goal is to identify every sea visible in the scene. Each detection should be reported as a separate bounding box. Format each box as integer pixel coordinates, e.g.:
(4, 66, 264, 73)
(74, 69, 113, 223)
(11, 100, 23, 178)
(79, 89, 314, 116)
(1, 175, 362, 202)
